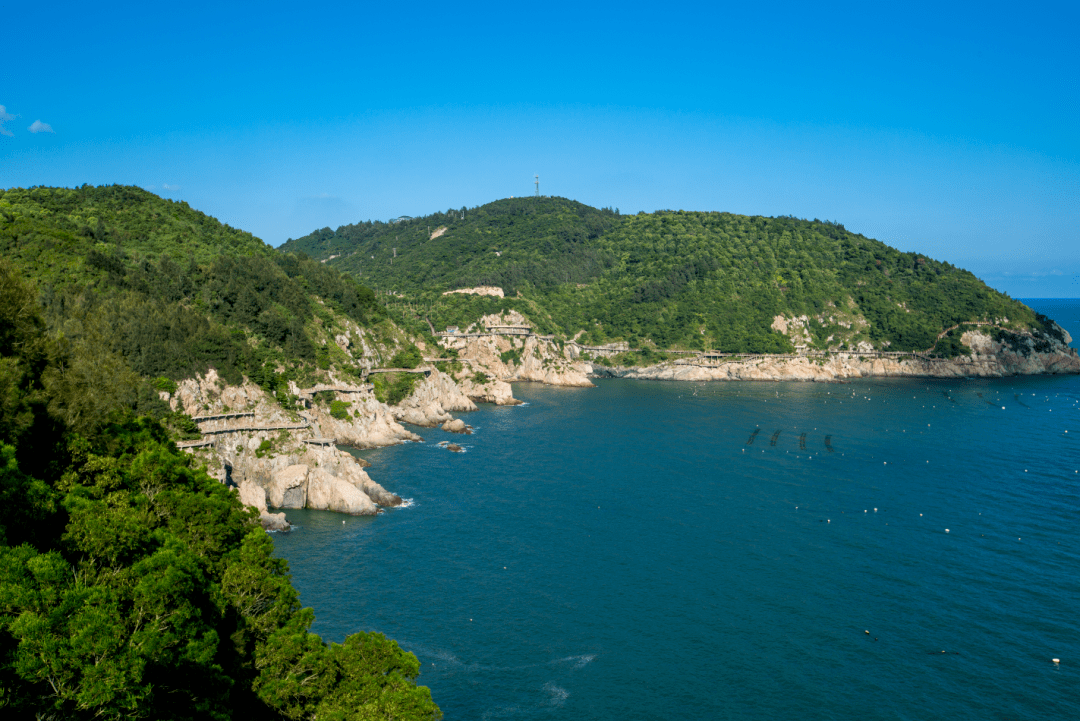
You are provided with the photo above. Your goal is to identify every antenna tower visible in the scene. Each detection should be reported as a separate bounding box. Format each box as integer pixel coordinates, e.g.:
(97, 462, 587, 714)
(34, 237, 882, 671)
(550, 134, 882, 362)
(534, 174, 539, 197)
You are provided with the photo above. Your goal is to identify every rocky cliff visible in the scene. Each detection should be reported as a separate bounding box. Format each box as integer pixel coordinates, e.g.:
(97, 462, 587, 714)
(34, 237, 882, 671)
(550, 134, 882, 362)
(174, 367, 474, 529)
(440, 311, 594, 393)
(589, 329, 1079, 382)
(390, 368, 479, 426)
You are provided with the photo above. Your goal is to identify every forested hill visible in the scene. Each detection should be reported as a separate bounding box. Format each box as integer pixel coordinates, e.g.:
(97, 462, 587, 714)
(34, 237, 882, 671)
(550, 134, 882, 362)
(281, 197, 1043, 355)
(0, 186, 441, 718)
(0, 185, 385, 421)
(280, 196, 621, 294)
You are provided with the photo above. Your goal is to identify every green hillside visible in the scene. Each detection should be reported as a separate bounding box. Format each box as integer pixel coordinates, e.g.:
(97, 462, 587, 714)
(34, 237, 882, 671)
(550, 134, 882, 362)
(281, 196, 621, 294)
(0, 186, 388, 427)
(0, 186, 440, 718)
(283, 197, 1045, 354)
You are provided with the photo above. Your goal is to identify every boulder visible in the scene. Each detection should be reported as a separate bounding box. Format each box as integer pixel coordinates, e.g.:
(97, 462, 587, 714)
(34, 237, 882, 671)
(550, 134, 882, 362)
(236, 480, 290, 531)
(306, 468, 378, 515)
(259, 511, 291, 532)
(441, 418, 471, 434)
(269, 464, 309, 509)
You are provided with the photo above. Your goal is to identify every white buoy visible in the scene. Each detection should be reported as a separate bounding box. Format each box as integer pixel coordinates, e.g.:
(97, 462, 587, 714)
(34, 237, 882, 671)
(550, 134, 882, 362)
(1053, 658, 1060, 664)
(874, 508, 878, 512)
(945, 529, 950, 533)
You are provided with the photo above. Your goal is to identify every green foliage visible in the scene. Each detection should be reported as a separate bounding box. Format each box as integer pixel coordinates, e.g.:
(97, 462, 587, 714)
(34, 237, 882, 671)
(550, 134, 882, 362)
(0, 185, 385, 400)
(389, 344, 423, 369)
(284, 198, 1048, 353)
(470, 371, 491, 384)
(281, 197, 620, 296)
(370, 373, 421, 406)
(254, 438, 274, 458)
(167, 413, 201, 440)
(329, 400, 351, 420)
(151, 376, 177, 394)
(499, 347, 521, 366)
(0, 264, 441, 718)
(933, 327, 973, 358)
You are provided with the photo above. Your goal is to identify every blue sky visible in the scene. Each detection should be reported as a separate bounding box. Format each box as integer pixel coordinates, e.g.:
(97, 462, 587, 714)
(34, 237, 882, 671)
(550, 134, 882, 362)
(2, 1, 1077, 296)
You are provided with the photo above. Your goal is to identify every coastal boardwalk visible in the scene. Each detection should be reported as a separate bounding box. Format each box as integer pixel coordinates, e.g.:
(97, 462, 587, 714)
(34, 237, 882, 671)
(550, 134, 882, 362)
(179, 410, 336, 453)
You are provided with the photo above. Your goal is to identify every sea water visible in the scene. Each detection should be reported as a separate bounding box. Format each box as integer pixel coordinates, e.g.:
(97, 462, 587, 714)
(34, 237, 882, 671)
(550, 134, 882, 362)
(273, 300, 1080, 720)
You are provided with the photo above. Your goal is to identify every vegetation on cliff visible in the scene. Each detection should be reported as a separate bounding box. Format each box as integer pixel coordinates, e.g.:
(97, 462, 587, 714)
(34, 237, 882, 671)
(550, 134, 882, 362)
(283, 197, 1048, 354)
(0, 185, 388, 408)
(0, 261, 441, 718)
(0, 186, 440, 717)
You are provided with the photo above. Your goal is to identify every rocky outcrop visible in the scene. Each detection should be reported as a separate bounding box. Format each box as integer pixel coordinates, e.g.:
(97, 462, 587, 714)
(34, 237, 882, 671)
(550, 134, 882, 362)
(259, 454, 397, 516)
(442, 285, 503, 298)
(170, 368, 267, 418)
(306, 467, 378, 515)
(237, 479, 290, 532)
(440, 322, 593, 394)
(268, 464, 310, 508)
(454, 372, 520, 405)
(174, 371, 412, 523)
(441, 418, 471, 434)
(391, 368, 478, 426)
(590, 331, 1079, 382)
(307, 395, 422, 447)
(511, 336, 594, 387)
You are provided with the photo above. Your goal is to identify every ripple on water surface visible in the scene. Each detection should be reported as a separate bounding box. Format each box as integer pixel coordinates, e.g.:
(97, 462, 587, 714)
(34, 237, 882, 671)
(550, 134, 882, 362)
(274, 301, 1080, 720)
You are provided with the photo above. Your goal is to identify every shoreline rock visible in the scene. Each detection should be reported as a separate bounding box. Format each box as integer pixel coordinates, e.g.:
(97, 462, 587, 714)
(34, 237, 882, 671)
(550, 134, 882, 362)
(441, 418, 472, 434)
(589, 334, 1079, 382)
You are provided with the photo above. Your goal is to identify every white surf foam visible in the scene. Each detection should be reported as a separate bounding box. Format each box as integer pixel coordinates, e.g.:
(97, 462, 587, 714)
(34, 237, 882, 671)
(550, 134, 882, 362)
(559, 653, 596, 669)
(543, 682, 569, 706)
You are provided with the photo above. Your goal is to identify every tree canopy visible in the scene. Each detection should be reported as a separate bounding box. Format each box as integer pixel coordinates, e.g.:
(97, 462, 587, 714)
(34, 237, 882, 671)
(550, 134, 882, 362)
(284, 198, 1045, 354)
(0, 260, 440, 719)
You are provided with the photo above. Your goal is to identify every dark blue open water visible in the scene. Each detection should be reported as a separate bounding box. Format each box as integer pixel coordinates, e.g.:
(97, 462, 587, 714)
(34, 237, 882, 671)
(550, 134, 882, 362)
(274, 300, 1080, 720)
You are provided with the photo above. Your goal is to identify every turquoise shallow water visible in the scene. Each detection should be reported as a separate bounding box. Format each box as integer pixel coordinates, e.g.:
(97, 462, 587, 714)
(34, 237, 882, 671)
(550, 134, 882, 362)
(274, 300, 1080, 720)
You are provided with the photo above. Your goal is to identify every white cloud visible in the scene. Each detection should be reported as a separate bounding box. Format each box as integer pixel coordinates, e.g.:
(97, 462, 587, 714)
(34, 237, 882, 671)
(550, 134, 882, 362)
(0, 105, 15, 137)
(162, 183, 180, 190)
(28, 120, 54, 134)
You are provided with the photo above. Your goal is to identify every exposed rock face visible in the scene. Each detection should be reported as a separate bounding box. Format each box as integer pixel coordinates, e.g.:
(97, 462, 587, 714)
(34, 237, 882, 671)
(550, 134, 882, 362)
(511, 336, 594, 387)
(391, 368, 478, 426)
(175, 372, 411, 521)
(441, 327, 593, 395)
(237, 479, 290, 532)
(269, 464, 309, 509)
(306, 468, 378, 515)
(307, 395, 422, 447)
(172, 368, 268, 418)
(591, 331, 1079, 382)
(442, 285, 503, 298)
(454, 372, 520, 405)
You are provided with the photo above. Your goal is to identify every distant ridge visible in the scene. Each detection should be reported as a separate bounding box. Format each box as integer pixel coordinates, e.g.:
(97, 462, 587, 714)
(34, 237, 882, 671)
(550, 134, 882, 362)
(281, 196, 1048, 356)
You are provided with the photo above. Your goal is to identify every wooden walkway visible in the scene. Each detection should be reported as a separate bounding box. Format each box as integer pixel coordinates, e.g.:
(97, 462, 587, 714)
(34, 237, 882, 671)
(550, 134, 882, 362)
(367, 368, 431, 375)
(298, 384, 373, 399)
(192, 411, 254, 423)
(176, 438, 215, 449)
(199, 421, 311, 436)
